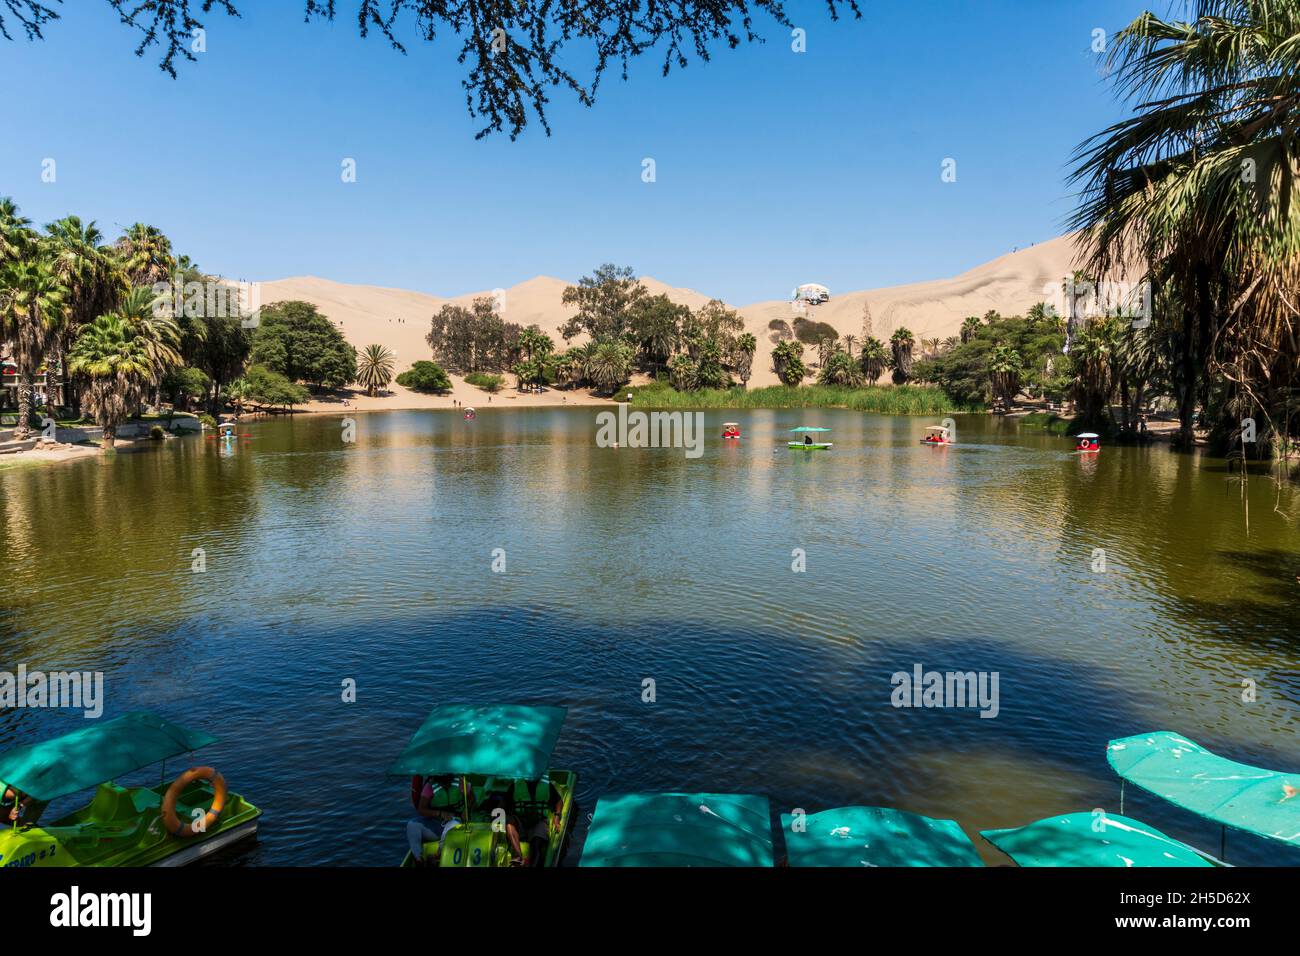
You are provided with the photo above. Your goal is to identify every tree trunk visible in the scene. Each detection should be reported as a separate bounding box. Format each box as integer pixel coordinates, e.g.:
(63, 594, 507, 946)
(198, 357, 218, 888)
(102, 424, 116, 449)
(1176, 301, 1197, 448)
(14, 378, 33, 440)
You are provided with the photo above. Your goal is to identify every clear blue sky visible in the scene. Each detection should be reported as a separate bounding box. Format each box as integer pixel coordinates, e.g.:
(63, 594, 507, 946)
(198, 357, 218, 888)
(0, 0, 1150, 303)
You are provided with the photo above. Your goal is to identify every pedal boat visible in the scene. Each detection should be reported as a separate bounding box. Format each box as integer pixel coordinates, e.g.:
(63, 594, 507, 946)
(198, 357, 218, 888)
(1074, 431, 1101, 452)
(788, 426, 832, 450)
(0, 711, 260, 868)
(580, 792, 775, 867)
(921, 425, 952, 445)
(392, 704, 577, 867)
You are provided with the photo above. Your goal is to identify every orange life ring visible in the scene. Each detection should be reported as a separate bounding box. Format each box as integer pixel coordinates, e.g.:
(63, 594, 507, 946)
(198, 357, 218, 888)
(161, 766, 227, 838)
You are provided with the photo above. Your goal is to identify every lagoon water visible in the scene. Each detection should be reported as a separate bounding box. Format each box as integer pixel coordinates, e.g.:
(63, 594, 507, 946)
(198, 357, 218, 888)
(1, 407, 1298, 866)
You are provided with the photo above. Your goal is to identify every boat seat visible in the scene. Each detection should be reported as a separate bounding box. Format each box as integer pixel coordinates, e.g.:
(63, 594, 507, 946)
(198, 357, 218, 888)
(129, 788, 162, 814)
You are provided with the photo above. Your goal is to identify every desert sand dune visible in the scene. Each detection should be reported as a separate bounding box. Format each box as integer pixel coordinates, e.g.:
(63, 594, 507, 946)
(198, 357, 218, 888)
(255, 233, 1083, 407)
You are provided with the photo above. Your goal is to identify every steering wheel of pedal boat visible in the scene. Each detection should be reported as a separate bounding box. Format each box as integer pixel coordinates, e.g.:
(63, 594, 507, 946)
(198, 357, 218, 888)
(161, 766, 227, 838)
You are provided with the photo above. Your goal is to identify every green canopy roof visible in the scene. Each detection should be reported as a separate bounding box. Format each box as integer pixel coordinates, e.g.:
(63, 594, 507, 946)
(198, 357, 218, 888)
(580, 792, 774, 867)
(780, 806, 983, 867)
(981, 812, 1212, 867)
(0, 711, 215, 802)
(387, 704, 565, 780)
(789, 426, 831, 432)
(1108, 731, 1300, 848)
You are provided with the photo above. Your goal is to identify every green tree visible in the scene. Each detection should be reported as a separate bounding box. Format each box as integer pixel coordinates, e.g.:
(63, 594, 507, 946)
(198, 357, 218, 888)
(0, 255, 67, 437)
(584, 339, 634, 395)
(113, 223, 175, 288)
(733, 331, 757, 387)
(818, 348, 863, 387)
(238, 363, 311, 411)
(771, 340, 807, 386)
(395, 360, 452, 393)
(889, 327, 915, 384)
(858, 336, 888, 382)
(66, 313, 151, 448)
(1071, 0, 1300, 453)
(356, 343, 396, 396)
(561, 264, 646, 342)
(250, 300, 357, 389)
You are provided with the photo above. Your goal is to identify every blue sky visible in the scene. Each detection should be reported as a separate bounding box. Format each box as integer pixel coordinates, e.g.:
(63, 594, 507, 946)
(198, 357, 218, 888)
(0, 0, 1151, 303)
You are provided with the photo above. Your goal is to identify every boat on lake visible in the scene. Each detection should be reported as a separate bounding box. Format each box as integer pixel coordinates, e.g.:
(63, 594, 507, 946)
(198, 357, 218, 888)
(580, 792, 774, 867)
(392, 703, 577, 867)
(0, 711, 260, 868)
(788, 426, 832, 450)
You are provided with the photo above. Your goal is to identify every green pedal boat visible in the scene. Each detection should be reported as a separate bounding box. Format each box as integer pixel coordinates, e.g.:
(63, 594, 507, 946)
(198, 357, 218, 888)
(391, 704, 577, 867)
(0, 711, 260, 868)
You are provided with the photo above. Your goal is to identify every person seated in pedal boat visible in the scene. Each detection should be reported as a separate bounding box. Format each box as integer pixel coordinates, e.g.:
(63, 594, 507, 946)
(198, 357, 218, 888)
(480, 789, 526, 867)
(519, 777, 566, 867)
(406, 774, 464, 866)
(1, 783, 42, 827)
(803, 434, 812, 445)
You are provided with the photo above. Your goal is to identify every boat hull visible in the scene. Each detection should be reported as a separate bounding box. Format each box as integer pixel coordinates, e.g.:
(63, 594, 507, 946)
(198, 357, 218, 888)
(399, 769, 578, 867)
(0, 780, 260, 869)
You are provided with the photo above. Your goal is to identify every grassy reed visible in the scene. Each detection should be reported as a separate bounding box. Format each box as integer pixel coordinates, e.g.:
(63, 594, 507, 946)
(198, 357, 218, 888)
(621, 382, 979, 414)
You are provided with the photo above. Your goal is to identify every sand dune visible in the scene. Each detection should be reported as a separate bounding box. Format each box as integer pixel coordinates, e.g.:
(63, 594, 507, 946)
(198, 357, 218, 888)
(256, 233, 1083, 405)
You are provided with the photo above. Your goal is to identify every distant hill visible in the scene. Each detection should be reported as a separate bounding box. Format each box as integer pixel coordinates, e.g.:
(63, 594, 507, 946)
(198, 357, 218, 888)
(258, 234, 1083, 388)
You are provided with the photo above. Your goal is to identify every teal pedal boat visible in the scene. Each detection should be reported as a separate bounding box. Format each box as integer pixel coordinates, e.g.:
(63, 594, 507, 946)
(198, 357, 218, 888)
(580, 792, 774, 866)
(392, 704, 577, 867)
(0, 711, 260, 868)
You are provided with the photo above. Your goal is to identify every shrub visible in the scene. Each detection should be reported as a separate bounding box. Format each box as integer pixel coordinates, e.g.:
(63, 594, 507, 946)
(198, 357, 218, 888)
(149, 425, 166, 440)
(465, 372, 505, 393)
(395, 360, 453, 393)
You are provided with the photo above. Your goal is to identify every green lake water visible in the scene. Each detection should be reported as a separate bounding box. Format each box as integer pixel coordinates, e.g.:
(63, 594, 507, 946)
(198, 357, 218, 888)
(1, 407, 1297, 865)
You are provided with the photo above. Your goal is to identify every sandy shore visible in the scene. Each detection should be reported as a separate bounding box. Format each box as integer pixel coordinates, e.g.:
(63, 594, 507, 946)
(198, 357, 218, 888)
(295, 377, 636, 415)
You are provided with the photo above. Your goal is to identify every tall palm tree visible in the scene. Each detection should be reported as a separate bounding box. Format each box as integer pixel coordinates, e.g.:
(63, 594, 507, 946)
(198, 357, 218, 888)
(1071, 0, 1300, 451)
(66, 313, 152, 449)
(0, 257, 67, 438)
(117, 286, 181, 410)
(518, 326, 554, 363)
(0, 197, 32, 264)
(114, 224, 176, 288)
(889, 327, 915, 384)
(356, 343, 396, 396)
(733, 331, 757, 387)
(989, 344, 1024, 409)
(45, 216, 126, 409)
(960, 316, 982, 344)
(858, 336, 889, 382)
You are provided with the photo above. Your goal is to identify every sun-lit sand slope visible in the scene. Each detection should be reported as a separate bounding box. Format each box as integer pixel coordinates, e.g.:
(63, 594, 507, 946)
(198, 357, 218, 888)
(257, 233, 1082, 406)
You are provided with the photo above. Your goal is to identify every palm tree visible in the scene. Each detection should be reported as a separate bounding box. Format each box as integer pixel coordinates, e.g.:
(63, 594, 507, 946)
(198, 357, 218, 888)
(45, 216, 125, 409)
(1070, 318, 1121, 429)
(989, 344, 1024, 409)
(771, 340, 807, 386)
(858, 337, 889, 382)
(66, 313, 152, 449)
(733, 332, 757, 387)
(518, 326, 554, 363)
(889, 327, 915, 384)
(584, 340, 633, 395)
(0, 257, 67, 438)
(1071, 0, 1300, 451)
(960, 316, 982, 344)
(117, 286, 181, 409)
(114, 224, 176, 288)
(356, 343, 396, 396)
(842, 334, 857, 359)
(0, 197, 32, 264)
(818, 349, 864, 387)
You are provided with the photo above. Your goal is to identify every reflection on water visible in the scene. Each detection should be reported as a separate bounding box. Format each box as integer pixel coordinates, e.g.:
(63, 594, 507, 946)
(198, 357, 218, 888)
(0, 408, 1297, 865)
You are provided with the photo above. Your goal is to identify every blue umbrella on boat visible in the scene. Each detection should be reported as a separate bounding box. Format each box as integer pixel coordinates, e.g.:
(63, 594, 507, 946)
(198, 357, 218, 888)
(579, 792, 774, 867)
(981, 812, 1213, 867)
(780, 806, 983, 866)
